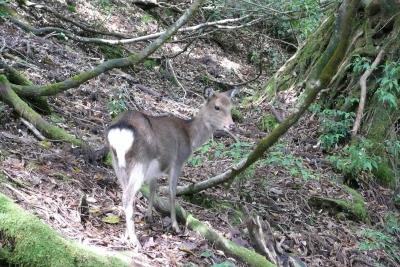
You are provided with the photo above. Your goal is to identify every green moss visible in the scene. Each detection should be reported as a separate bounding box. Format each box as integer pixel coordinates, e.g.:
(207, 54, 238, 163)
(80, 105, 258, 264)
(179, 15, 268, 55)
(231, 108, 244, 123)
(0, 193, 128, 267)
(99, 44, 125, 59)
(309, 186, 369, 223)
(143, 59, 158, 70)
(103, 152, 113, 167)
(258, 114, 278, 132)
(373, 162, 395, 188)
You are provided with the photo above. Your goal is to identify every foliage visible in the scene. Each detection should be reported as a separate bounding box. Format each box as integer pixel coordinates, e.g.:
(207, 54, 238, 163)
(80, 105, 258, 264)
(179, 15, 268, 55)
(376, 61, 400, 109)
(328, 139, 380, 176)
(107, 93, 127, 118)
(0, 1, 10, 17)
(351, 55, 371, 75)
(188, 140, 252, 167)
(231, 108, 244, 123)
(384, 139, 400, 160)
(287, 0, 322, 40)
(141, 14, 155, 24)
(310, 104, 355, 150)
(96, 0, 112, 12)
(208, 0, 324, 42)
(67, 4, 76, 13)
(247, 50, 261, 65)
(263, 143, 316, 180)
(258, 114, 278, 132)
(143, 59, 158, 70)
(359, 214, 400, 265)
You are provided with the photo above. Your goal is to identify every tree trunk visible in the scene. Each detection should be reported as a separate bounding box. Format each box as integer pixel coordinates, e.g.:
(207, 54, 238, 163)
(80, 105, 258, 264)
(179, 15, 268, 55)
(259, 0, 400, 188)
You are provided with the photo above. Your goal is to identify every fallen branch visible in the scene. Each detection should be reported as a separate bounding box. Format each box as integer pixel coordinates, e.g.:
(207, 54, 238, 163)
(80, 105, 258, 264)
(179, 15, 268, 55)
(0, 75, 84, 146)
(165, 58, 187, 98)
(11, 0, 206, 97)
(351, 49, 385, 136)
(20, 117, 45, 141)
(10, 14, 253, 46)
(0, 59, 51, 114)
(140, 186, 276, 267)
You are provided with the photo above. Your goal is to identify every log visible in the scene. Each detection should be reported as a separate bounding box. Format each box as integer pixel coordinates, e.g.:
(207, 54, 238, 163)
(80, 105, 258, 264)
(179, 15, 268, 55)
(0, 192, 129, 267)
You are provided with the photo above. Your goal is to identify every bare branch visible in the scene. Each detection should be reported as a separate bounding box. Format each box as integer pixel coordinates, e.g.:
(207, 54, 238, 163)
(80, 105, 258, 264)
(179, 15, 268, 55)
(10, 14, 254, 46)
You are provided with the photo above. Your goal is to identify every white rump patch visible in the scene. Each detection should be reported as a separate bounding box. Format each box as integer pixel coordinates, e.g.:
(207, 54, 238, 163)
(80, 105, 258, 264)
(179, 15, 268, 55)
(108, 128, 134, 168)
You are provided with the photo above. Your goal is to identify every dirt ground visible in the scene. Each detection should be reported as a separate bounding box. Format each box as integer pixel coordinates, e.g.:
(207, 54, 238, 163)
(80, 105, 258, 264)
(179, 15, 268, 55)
(0, 1, 398, 266)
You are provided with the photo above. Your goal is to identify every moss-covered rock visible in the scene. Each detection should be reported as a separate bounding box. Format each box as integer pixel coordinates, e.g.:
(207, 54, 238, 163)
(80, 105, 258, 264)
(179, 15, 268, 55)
(0, 193, 128, 267)
(308, 185, 369, 223)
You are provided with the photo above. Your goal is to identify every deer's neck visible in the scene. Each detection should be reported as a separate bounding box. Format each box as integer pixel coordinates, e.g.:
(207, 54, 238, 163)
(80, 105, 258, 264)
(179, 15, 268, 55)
(188, 113, 214, 149)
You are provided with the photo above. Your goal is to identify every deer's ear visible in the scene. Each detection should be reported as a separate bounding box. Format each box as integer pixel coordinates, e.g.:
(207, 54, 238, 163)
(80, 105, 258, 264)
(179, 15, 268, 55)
(204, 87, 215, 99)
(226, 88, 238, 98)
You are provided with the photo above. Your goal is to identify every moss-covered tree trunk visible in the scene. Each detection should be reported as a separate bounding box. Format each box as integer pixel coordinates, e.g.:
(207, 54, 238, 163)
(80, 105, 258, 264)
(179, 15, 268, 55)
(260, 0, 400, 188)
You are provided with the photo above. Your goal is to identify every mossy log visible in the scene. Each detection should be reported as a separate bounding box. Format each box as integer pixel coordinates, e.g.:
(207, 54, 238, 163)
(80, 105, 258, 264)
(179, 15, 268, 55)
(0, 60, 52, 114)
(0, 75, 85, 146)
(0, 193, 129, 267)
(140, 186, 276, 267)
(308, 185, 369, 223)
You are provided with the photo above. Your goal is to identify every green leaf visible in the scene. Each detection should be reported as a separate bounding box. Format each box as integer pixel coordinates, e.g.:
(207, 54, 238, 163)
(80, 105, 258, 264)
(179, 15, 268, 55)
(101, 214, 120, 224)
(211, 261, 236, 267)
(200, 249, 213, 258)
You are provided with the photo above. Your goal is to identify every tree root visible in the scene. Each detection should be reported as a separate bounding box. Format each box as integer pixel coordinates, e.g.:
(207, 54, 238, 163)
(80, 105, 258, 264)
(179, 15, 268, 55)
(351, 49, 385, 136)
(140, 186, 276, 267)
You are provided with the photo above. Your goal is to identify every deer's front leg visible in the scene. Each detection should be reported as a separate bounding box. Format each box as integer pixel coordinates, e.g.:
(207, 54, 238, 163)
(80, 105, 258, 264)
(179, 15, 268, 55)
(169, 166, 181, 233)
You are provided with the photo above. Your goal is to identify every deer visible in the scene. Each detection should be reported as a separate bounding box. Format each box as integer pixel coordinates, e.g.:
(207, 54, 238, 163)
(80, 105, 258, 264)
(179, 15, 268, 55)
(106, 88, 237, 247)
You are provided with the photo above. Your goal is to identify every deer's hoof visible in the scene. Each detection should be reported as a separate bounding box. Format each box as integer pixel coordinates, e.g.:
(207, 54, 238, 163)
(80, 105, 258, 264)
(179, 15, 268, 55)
(172, 222, 181, 234)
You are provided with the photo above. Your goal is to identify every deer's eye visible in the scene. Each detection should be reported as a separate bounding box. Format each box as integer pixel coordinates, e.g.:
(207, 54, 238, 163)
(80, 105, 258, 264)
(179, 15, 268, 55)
(214, 105, 220, 111)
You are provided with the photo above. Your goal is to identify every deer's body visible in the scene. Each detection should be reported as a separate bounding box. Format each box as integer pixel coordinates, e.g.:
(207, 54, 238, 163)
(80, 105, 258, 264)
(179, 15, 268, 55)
(106, 89, 236, 247)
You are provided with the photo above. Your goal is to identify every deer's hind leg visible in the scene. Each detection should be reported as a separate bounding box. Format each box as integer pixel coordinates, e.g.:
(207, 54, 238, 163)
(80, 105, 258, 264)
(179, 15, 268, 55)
(122, 163, 146, 248)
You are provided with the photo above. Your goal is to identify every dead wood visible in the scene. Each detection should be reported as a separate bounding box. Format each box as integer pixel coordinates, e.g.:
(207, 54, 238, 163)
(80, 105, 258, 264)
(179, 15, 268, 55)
(246, 211, 307, 267)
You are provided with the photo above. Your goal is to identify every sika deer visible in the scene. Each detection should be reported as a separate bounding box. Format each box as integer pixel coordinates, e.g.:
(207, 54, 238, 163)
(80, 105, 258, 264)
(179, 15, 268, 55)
(106, 88, 237, 247)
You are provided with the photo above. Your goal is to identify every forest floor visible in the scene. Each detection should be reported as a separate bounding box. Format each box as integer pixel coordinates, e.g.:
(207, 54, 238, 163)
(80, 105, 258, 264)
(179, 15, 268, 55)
(0, 1, 398, 267)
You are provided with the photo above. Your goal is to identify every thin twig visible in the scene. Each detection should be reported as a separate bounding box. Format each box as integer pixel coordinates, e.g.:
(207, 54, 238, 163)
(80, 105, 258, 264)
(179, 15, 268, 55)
(20, 117, 46, 141)
(165, 58, 187, 99)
